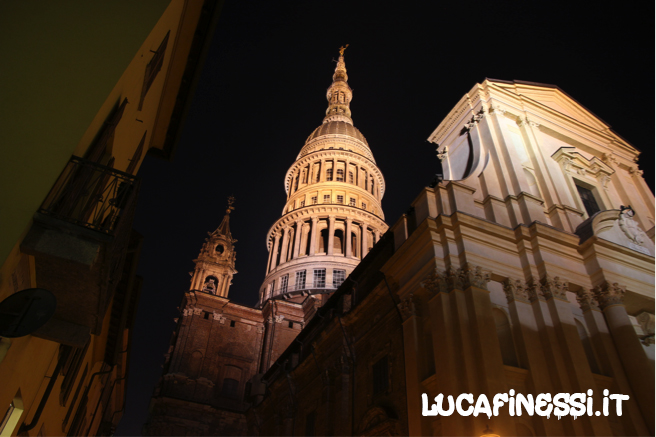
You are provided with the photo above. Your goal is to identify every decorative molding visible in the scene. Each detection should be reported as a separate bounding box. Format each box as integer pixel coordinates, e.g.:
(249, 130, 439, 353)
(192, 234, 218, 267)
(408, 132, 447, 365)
(503, 278, 530, 303)
(602, 152, 619, 168)
(526, 279, 544, 303)
(575, 287, 600, 312)
(459, 263, 491, 290)
(491, 105, 506, 117)
(213, 312, 226, 323)
(629, 167, 644, 177)
(274, 315, 285, 324)
(397, 293, 418, 321)
(461, 109, 486, 133)
(421, 263, 491, 295)
(593, 281, 626, 308)
(436, 146, 448, 161)
(540, 275, 568, 301)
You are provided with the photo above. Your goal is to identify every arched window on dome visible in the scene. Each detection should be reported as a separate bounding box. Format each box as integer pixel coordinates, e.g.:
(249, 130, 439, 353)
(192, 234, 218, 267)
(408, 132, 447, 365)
(349, 171, 354, 184)
(302, 168, 308, 184)
(319, 228, 329, 254)
(334, 229, 344, 255)
(294, 174, 299, 192)
(336, 169, 344, 182)
(370, 176, 375, 194)
(326, 168, 333, 181)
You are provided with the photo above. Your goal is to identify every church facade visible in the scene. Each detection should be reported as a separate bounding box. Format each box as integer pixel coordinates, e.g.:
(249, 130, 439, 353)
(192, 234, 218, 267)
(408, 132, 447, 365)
(144, 57, 655, 436)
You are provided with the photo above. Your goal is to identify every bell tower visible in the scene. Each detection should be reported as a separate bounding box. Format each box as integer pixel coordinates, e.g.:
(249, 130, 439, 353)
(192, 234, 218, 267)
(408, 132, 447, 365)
(190, 196, 237, 297)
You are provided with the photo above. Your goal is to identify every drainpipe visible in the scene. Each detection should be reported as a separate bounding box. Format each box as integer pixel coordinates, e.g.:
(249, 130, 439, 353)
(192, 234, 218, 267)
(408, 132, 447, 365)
(18, 348, 71, 433)
(68, 365, 115, 435)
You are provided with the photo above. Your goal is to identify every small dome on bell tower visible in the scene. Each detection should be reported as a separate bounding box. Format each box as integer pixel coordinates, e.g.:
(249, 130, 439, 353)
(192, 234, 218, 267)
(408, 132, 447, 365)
(190, 196, 238, 297)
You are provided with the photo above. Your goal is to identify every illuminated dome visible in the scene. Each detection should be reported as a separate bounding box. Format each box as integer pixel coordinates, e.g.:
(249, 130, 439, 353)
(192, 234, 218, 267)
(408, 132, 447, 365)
(305, 121, 369, 146)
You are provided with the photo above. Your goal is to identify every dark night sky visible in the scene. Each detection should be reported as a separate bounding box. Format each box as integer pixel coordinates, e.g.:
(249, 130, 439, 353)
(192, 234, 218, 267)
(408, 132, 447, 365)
(116, 1, 653, 434)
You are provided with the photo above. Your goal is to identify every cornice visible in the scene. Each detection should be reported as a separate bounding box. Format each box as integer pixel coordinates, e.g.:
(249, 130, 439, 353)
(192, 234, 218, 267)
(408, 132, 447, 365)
(265, 205, 388, 246)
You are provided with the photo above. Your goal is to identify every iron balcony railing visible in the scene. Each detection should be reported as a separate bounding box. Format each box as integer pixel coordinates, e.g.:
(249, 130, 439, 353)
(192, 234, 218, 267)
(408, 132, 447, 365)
(39, 156, 139, 235)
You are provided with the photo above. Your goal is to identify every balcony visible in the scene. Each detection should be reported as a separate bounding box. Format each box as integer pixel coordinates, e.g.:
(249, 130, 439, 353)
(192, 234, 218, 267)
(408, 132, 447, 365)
(21, 156, 139, 347)
(272, 283, 342, 300)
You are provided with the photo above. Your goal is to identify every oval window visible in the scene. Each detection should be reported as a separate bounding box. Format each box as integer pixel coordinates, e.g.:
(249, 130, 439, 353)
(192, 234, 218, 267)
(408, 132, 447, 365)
(216, 244, 224, 254)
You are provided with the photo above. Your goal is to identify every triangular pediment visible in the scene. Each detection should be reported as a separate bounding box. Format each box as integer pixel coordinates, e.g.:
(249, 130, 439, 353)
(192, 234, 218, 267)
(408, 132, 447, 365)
(487, 80, 609, 131)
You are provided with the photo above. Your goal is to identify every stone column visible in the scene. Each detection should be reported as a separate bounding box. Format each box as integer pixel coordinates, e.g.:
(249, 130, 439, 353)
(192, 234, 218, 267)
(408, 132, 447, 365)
(292, 220, 302, 258)
(265, 242, 273, 273)
(319, 159, 326, 182)
(397, 293, 428, 436)
(503, 279, 564, 436)
(345, 218, 352, 257)
(541, 277, 611, 436)
(327, 216, 336, 256)
(594, 281, 655, 433)
(345, 160, 351, 184)
(308, 217, 319, 255)
(221, 274, 231, 297)
(373, 229, 380, 245)
(575, 288, 650, 436)
(278, 227, 290, 265)
(361, 225, 369, 258)
(270, 232, 281, 271)
(218, 274, 224, 296)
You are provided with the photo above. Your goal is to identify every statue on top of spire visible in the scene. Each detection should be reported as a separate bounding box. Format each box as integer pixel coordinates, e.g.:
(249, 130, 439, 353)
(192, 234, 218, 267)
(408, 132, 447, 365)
(339, 44, 349, 56)
(226, 195, 235, 215)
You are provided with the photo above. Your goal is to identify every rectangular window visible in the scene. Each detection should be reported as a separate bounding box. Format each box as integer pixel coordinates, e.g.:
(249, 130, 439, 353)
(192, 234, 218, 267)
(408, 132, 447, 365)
(311, 196, 318, 205)
(280, 275, 289, 293)
(269, 281, 275, 296)
(313, 269, 326, 288)
(336, 195, 344, 204)
(305, 411, 316, 436)
(362, 202, 367, 210)
(295, 270, 306, 290)
(139, 31, 170, 110)
(230, 320, 236, 328)
(333, 270, 346, 288)
(0, 403, 15, 434)
(299, 200, 305, 207)
(373, 356, 389, 396)
(288, 321, 294, 329)
(221, 378, 239, 399)
(349, 197, 356, 206)
(576, 184, 601, 217)
(336, 169, 344, 182)
(323, 194, 331, 203)
(60, 342, 90, 406)
(349, 171, 354, 183)
(326, 168, 333, 181)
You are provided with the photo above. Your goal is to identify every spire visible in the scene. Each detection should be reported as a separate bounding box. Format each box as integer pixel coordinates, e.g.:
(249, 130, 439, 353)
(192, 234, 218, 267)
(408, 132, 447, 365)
(323, 45, 354, 124)
(212, 196, 235, 239)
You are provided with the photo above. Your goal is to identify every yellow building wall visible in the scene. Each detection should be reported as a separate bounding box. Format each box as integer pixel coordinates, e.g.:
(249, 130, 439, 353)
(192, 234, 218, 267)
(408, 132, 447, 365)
(0, 0, 217, 434)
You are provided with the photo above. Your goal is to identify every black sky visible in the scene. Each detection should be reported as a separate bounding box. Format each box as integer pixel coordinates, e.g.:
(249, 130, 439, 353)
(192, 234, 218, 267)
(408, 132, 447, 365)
(115, 1, 654, 434)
